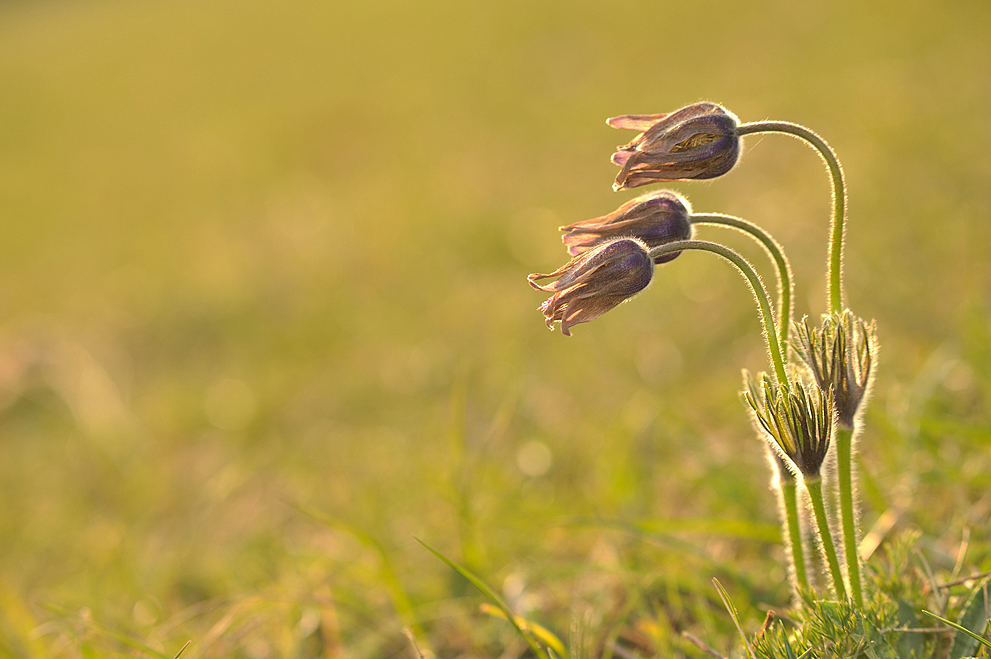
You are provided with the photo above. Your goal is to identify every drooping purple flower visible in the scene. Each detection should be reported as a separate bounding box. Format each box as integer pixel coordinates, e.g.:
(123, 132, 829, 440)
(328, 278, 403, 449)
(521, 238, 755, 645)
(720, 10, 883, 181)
(528, 238, 653, 336)
(560, 190, 692, 264)
(608, 102, 740, 190)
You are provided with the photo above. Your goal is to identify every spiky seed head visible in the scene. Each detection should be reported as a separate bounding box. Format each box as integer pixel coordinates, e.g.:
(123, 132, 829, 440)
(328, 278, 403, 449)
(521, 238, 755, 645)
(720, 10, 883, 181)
(792, 310, 878, 429)
(743, 370, 835, 479)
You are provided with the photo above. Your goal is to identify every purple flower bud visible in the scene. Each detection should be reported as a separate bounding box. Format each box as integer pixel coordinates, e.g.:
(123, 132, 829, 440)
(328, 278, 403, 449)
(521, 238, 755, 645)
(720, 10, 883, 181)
(608, 102, 740, 190)
(528, 238, 653, 336)
(559, 191, 693, 264)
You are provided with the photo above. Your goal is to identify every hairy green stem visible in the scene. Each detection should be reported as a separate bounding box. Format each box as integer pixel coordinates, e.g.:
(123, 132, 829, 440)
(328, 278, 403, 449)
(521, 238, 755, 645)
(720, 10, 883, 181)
(779, 475, 809, 595)
(835, 425, 862, 606)
(805, 477, 847, 600)
(736, 121, 847, 315)
(690, 213, 793, 352)
(649, 240, 787, 386)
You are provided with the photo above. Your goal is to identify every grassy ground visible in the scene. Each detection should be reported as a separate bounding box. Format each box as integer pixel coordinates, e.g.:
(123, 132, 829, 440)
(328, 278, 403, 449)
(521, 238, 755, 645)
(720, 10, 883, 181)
(0, 0, 989, 656)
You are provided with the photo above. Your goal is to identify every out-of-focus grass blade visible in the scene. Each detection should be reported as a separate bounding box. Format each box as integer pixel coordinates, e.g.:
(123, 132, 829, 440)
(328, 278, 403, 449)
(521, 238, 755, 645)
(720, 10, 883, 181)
(295, 504, 426, 641)
(712, 578, 754, 659)
(415, 537, 552, 659)
(0, 580, 45, 658)
(633, 518, 781, 543)
(479, 603, 568, 658)
(569, 518, 763, 597)
(172, 640, 191, 659)
(570, 517, 780, 544)
(38, 603, 171, 659)
(922, 609, 991, 650)
(782, 629, 797, 659)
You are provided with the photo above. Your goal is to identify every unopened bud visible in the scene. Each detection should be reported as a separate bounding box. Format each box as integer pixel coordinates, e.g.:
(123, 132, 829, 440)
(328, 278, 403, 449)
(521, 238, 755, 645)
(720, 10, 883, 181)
(528, 238, 653, 336)
(560, 191, 693, 264)
(608, 102, 740, 190)
(743, 371, 834, 479)
(792, 311, 877, 429)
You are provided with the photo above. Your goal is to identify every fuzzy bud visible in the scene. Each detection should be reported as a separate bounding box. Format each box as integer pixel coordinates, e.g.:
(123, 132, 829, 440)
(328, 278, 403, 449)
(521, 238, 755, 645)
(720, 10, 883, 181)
(528, 238, 653, 336)
(792, 311, 878, 429)
(560, 191, 693, 264)
(743, 371, 834, 479)
(608, 102, 740, 190)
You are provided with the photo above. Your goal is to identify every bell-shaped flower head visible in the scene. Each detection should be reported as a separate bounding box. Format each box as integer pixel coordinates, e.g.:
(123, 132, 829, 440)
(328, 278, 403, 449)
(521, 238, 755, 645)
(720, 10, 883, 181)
(528, 238, 653, 336)
(560, 191, 693, 264)
(608, 102, 740, 190)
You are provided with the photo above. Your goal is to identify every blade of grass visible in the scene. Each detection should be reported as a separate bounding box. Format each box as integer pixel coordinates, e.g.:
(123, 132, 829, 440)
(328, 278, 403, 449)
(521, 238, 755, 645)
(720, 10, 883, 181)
(949, 576, 990, 659)
(479, 603, 568, 658)
(781, 631, 797, 659)
(0, 580, 46, 658)
(294, 504, 426, 641)
(712, 578, 755, 659)
(414, 536, 552, 659)
(570, 518, 764, 596)
(921, 609, 991, 650)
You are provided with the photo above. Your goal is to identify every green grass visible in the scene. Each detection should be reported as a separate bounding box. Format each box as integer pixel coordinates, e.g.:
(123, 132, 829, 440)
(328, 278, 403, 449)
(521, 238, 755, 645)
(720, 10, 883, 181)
(1, 0, 990, 656)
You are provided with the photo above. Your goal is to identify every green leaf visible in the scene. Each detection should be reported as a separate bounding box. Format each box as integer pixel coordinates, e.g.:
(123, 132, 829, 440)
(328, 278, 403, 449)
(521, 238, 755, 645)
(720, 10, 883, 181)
(712, 578, 754, 659)
(922, 610, 991, 651)
(782, 628, 797, 659)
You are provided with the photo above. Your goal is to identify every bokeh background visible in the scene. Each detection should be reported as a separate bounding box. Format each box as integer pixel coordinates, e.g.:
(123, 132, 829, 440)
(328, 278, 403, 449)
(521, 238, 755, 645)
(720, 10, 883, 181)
(1, 0, 989, 656)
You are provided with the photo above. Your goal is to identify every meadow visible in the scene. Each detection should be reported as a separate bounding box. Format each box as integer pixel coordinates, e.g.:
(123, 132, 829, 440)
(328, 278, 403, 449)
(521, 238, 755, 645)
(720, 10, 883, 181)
(0, 0, 989, 656)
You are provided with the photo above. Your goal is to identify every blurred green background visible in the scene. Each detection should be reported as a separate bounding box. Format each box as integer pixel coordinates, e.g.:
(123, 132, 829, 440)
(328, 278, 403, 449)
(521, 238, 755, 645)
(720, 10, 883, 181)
(1, 0, 989, 656)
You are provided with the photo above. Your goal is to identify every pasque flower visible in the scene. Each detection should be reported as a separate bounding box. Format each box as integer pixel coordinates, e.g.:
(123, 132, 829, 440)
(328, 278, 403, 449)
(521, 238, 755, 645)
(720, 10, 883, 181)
(609, 102, 740, 190)
(528, 238, 653, 336)
(743, 371, 833, 479)
(793, 310, 877, 429)
(560, 191, 693, 263)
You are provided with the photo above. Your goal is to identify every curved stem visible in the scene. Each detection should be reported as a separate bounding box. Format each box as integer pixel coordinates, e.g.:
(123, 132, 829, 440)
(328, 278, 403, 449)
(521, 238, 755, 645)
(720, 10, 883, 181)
(690, 213, 793, 353)
(805, 477, 848, 600)
(650, 240, 788, 386)
(835, 425, 863, 606)
(736, 121, 847, 315)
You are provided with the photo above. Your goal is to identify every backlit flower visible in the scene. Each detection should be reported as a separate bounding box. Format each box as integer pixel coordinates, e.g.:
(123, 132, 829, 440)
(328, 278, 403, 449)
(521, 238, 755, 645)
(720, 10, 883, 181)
(793, 311, 877, 429)
(608, 102, 740, 190)
(743, 371, 834, 479)
(528, 238, 653, 336)
(560, 191, 693, 264)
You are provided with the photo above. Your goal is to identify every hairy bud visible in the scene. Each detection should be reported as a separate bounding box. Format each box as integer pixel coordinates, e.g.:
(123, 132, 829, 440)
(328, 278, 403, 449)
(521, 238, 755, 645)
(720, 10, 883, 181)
(560, 191, 693, 264)
(792, 311, 878, 429)
(528, 238, 653, 336)
(608, 102, 740, 190)
(743, 371, 834, 479)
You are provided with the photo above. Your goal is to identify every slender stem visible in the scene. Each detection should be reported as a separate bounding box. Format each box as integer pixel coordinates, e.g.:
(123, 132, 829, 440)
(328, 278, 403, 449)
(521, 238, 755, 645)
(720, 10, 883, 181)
(835, 425, 863, 606)
(779, 475, 809, 595)
(650, 240, 788, 386)
(690, 213, 793, 352)
(736, 121, 847, 315)
(805, 477, 848, 600)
